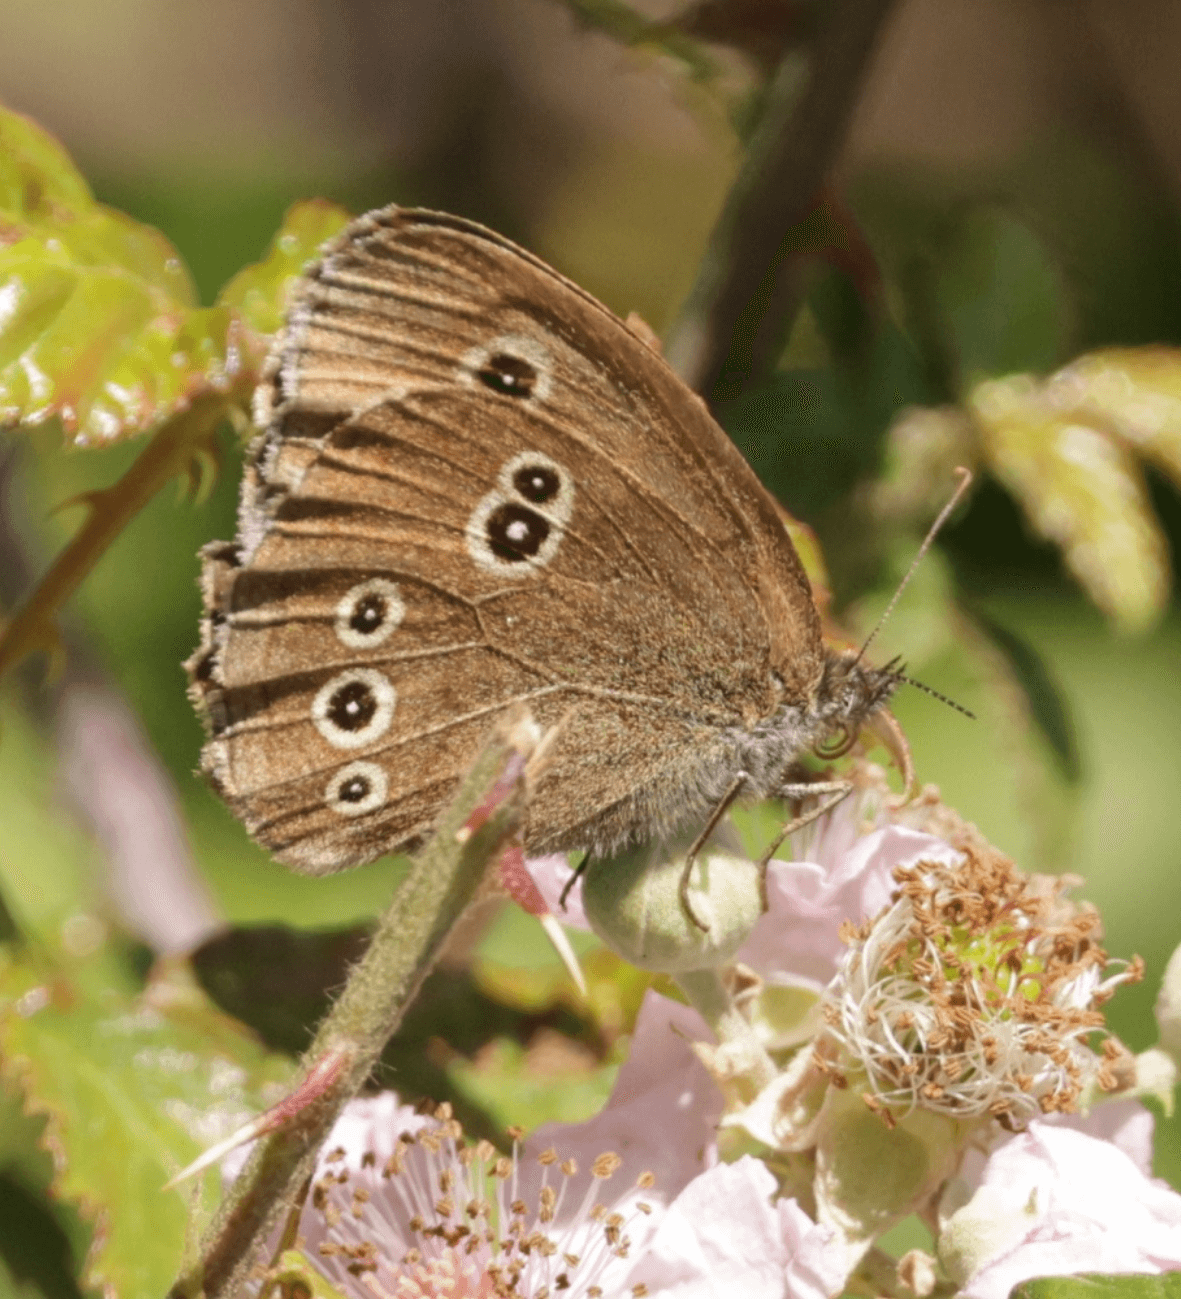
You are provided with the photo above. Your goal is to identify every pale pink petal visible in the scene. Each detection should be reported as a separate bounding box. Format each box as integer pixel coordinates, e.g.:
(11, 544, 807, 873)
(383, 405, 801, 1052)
(519, 990, 721, 1237)
(524, 853, 589, 929)
(309, 1091, 434, 1172)
(945, 1123, 1181, 1299)
(296, 1093, 436, 1259)
(951, 1100, 1156, 1213)
(1046, 1098, 1155, 1174)
(625, 1157, 845, 1299)
(738, 825, 961, 990)
(779, 1196, 851, 1299)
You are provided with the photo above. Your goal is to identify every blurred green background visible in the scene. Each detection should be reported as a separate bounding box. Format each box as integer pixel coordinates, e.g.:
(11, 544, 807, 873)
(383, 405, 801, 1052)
(3, 2, 1181, 1287)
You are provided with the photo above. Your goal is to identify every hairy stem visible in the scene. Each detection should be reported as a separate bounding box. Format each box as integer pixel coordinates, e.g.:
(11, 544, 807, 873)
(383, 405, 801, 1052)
(168, 715, 537, 1299)
(666, 0, 900, 398)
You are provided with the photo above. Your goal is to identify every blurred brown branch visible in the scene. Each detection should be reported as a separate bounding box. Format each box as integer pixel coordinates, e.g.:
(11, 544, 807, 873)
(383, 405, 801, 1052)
(666, 0, 899, 399)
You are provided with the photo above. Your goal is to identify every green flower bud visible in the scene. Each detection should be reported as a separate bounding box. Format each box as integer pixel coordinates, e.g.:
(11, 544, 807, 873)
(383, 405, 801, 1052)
(581, 830, 763, 973)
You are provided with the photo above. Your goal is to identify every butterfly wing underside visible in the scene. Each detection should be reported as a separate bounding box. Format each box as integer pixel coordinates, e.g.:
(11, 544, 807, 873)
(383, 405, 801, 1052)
(187, 207, 823, 871)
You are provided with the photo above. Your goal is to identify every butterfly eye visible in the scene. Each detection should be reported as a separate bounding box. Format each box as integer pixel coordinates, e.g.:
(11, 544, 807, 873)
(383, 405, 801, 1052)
(478, 352, 537, 397)
(512, 464, 561, 504)
(486, 502, 550, 561)
(814, 725, 856, 760)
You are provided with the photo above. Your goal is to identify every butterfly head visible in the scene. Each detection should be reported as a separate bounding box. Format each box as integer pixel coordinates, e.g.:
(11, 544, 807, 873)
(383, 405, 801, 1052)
(809, 648, 906, 760)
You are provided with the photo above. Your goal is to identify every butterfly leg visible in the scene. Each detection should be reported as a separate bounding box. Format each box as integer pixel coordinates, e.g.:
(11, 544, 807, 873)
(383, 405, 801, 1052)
(756, 780, 853, 906)
(558, 850, 592, 912)
(679, 772, 750, 932)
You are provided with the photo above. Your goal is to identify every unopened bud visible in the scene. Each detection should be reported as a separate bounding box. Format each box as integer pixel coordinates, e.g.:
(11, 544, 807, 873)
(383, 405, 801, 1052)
(581, 831, 762, 973)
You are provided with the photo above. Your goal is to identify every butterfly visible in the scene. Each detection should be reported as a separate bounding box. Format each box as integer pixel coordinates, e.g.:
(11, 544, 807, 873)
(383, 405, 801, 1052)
(186, 206, 905, 879)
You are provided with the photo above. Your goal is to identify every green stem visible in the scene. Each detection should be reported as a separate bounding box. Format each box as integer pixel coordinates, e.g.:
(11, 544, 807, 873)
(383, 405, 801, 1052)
(169, 715, 537, 1299)
(665, 0, 900, 399)
(676, 967, 776, 1093)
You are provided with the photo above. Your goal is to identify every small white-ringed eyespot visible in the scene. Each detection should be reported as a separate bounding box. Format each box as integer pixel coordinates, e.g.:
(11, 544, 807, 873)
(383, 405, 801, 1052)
(458, 334, 554, 403)
(312, 668, 396, 750)
(334, 578, 405, 649)
(325, 761, 388, 816)
(497, 450, 574, 524)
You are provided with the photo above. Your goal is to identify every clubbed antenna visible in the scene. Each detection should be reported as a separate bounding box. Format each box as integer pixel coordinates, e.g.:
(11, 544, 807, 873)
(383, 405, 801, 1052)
(855, 467, 974, 668)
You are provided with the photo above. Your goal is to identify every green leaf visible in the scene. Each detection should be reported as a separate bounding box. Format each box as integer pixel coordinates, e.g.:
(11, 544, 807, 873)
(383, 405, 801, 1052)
(0, 232, 234, 445)
(1010, 1274, 1181, 1299)
(0, 104, 93, 227)
(0, 956, 294, 1299)
(971, 609, 1082, 782)
(1041, 346, 1181, 491)
(216, 198, 352, 342)
(0, 102, 276, 446)
(0, 703, 293, 1298)
(446, 1036, 618, 1133)
(936, 207, 1067, 382)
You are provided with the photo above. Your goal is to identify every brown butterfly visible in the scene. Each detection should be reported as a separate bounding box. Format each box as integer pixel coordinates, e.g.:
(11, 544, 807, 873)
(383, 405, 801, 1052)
(186, 206, 904, 877)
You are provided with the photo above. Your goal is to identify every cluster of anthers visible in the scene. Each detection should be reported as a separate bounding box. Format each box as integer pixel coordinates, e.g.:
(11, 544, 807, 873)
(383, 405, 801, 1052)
(302, 1104, 656, 1299)
(817, 844, 1143, 1130)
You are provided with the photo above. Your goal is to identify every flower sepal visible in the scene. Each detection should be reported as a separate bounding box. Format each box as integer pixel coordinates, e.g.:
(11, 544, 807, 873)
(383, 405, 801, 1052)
(721, 1041, 831, 1153)
(814, 1086, 967, 1276)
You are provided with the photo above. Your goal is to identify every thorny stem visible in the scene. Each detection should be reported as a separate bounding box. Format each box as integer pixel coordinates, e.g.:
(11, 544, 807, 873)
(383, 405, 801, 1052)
(0, 391, 242, 681)
(665, 0, 900, 399)
(167, 715, 537, 1299)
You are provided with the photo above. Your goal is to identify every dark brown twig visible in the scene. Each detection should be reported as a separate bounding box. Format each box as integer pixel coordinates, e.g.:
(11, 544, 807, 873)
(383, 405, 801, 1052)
(665, 0, 901, 399)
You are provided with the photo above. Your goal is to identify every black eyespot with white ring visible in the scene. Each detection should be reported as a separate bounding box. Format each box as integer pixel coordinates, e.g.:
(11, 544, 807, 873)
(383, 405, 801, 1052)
(334, 578, 405, 649)
(497, 451, 574, 524)
(466, 451, 575, 575)
(325, 761, 388, 817)
(512, 463, 560, 503)
(312, 668, 396, 750)
(459, 334, 553, 404)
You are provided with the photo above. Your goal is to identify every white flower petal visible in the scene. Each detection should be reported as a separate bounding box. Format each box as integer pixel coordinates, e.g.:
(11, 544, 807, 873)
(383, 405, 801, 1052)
(625, 1156, 844, 1299)
(940, 1122, 1181, 1299)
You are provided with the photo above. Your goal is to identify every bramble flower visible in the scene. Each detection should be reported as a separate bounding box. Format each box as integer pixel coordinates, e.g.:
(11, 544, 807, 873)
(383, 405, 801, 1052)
(277, 992, 728, 1298)
(297, 1093, 655, 1298)
(517, 768, 1159, 1295)
(816, 836, 1142, 1129)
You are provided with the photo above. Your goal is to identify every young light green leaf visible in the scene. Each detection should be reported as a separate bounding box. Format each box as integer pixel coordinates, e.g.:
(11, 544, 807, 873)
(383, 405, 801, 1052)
(216, 198, 352, 344)
(0, 102, 94, 225)
(0, 957, 294, 1299)
(0, 102, 258, 446)
(970, 374, 1168, 631)
(1037, 346, 1181, 489)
